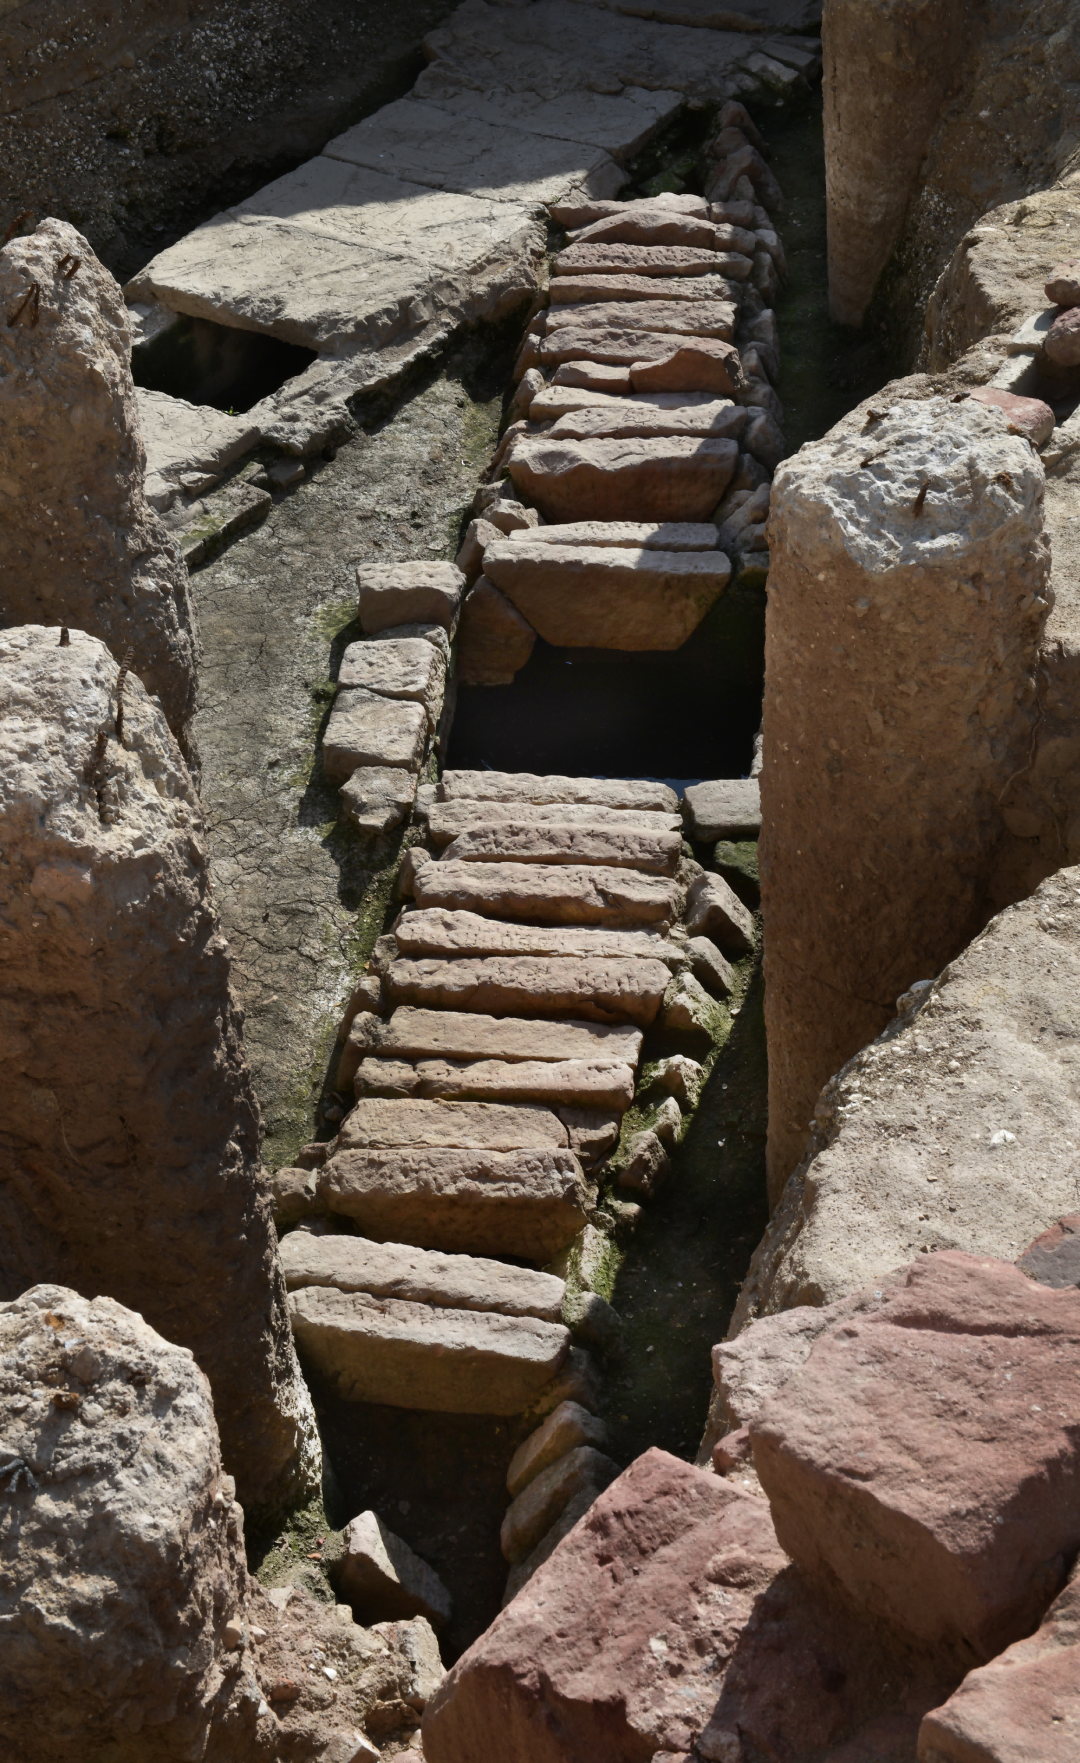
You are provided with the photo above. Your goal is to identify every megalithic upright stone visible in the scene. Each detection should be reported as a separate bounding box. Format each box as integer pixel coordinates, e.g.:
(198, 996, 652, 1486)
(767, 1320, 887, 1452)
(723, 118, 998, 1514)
(0, 625, 320, 1521)
(761, 396, 1051, 1201)
(0, 218, 198, 759)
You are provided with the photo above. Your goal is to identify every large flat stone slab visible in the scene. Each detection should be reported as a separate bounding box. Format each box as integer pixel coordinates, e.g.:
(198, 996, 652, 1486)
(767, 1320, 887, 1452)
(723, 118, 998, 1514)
(358, 1056, 638, 1111)
(337, 1097, 569, 1151)
(426, 800, 681, 845)
(482, 538, 731, 649)
(506, 518, 721, 548)
(440, 821, 681, 874)
(414, 859, 680, 925)
(536, 326, 743, 380)
(322, 688, 428, 781)
(322, 97, 625, 207)
(338, 637, 446, 715)
(425, 84, 684, 161)
(289, 1284, 571, 1413)
(683, 775, 762, 839)
(385, 955, 671, 1025)
(135, 388, 259, 488)
(549, 270, 739, 304)
(393, 907, 681, 967)
(439, 770, 678, 810)
(353, 1004, 643, 1065)
(553, 240, 743, 277)
(317, 1146, 589, 1262)
(279, 1232, 566, 1322)
(506, 434, 738, 522)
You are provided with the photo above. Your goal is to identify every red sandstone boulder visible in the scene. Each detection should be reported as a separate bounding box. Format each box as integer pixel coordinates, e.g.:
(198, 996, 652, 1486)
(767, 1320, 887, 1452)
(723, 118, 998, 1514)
(1044, 304, 1080, 365)
(1045, 258, 1080, 307)
(749, 1252, 1080, 1665)
(966, 385, 1055, 446)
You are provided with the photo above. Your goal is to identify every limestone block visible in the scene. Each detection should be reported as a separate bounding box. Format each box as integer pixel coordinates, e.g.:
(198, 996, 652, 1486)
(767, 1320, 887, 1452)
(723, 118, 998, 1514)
(439, 820, 682, 875)
(629, 337, 746, 394)
(482, 537, 731, 649)
(685, 870, 755, 953)
(650, 1053, 704, 1106)
(438, 769, 679, 811)
(545, 297, 736, 338)
(683, 776, 761, 840)
(554, 240, 742, 277)
(415, 859, 680, 925)
(288, 1285, 571, 1413)
(281, 1232, 565, 1321)
(551, 359, 631, 391)
(548, 401, 746, 440)
(0, 628, 317, 1522)
(426, 801, 682, 845)
(0, 221, 196, 752)
(385, 954, 671, 1026)
(549, 270, 739, 305)
(331, 1511, 452, 1630)
(136, 386, 259, 488)
(371, 620, 452, 660)
(507, 1400, 609, 1499)
(456, 577, 536, 686)
(660, 969, 720, 1036)
(338, 637, 446, 715)
(393, 907, 680, 966)
(749, 1253, 1080, 1661)
(337, 1097, 570, 1151)
(558, 1106, 622, 1167)
(686, 933, 735, 997)
(316, 1147, 590, 1263)
(506, 433, 738, 522)
(744, 405, 786, 467)
(339, 766, 418, 837)
(386, 1057, 638, 1111)
(617, 1128, 672, 1196)
(551, 194, 711, 230)
(761, 397, 1050, 1192)
(322, 688, 428, 781)
(358, 561, 465, 635)
(536, 324, 743, 372)
(353, 1004, 642, 1066)
(500, 1446, 621, 1563)
(509, 516, 723, 546)
(429, 85, 684, 162)
(569, 210, 724, 248)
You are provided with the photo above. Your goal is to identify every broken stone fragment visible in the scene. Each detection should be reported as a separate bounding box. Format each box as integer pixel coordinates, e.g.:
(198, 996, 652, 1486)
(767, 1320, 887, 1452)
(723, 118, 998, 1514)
(544, 297, 737, 339)
(683, 776, 761, 841)
(649, 1053, 704, 1108)
(966, 385, 1055, 446)
(454, 516, 503, 586)
(500, 1445, 621, 1564)
(357, 560, 465, 634)
(743, 404, 786, 467)
(1045, 257, 1080, 307)
(685, 870, 755, 954)
(456, 576, 537, 686)
(629, 336, 745, 395)
(556, 1105, 622, 1168)
(507, 1400, 609, 1499)
(438, 769, 679, 812)
(685, 934, 734, 998)
(617, 1128, 672, 1197)
(567, 210, 727, 249)
(650, 1095, 683, 1147)
(1044, 304, 1080, 366)
(339, 765, 418, 837)
(329, 1512, 453, 1629)
(552, 358, 631, 391)
(385, 953, 671, 1026)
(511, 515, 722, 546)
(660, 969, 720, 1038)
(426, 800, 681, 845)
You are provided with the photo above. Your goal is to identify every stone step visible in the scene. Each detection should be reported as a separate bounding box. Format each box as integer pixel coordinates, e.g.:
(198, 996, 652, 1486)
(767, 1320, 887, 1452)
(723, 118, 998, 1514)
(338, 1097, 570, 1151)
(528, 386, 724, 421)
(547, 402, 746, 441)
(289, 1284, 571, 1414)
(357, 560, 465, 636)
(384, 955, 671, 1026)
(481, 539, 731, 651)
(506, 434, 739, 524)
(506, 519, 720, 549)
(553, 242, 748, 278)
(352, 1004, 643, 1066)
(279, 1232, 566, 1322)
(439, 770, 678, 811)
(549, 271, 741, 305)
(425, 800, 682, 845)
(317, 1145, 589, 1263)
(535, 325, 743, 375)
(437, 821, 683, 876)
(355, 1057, 637, 1112)
(413, 859, 680, 926)
(392, 910, 682, 969)
(544, 299, 737, 339)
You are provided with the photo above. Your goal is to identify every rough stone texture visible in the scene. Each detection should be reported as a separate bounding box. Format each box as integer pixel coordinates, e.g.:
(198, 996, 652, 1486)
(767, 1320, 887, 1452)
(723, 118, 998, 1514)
(549, 403, 745, 441)
(617, 1128, 672, 1196)
(761, 397, 1050, 1196)
(423, 1445, 951, 1763)
(312, 1146, 590, 1263)
(512, 516, 723, 545)
(426, 801, 682, 843)
(733, 866, 1080, 1326)
(918, 1561, 1080, 1763)
(353, 1004, 643, 1066)
(0, 220, 197, 752)
(821, 0, 968, 325)
(684, 870, 754, 953)
(289, 1284, 571, 1413)
(357, 1055, 637, 1111)
(548, 270, 739, 305)
(358, 560, 465, 634)
(686, 933, 735, 997)
(322, 688, 429, 780)
(385, 954, 670, 1025)
(439, 770, 678, 811)
(500, 1446, 622, 1564)
(137, 387, 259, 496)
(438, 822, 682, 875)
(966, 385, 1056, 447)
(330, 1510, 453, 1629)
(457, 577, 537, 686)
(544, 297, 737, 338)
(338, 636, 446, 713)
(340, 765, 418, 837)
(749, 1252, 1080, 1664)
(507, 433, 738, 522)
(337, 1097, 569, 1150)
(553, 240, 742, 278)
(683, 776, 761, 840)
(0, 627, 317, 1520)
(482, 539, 731, 649)
(279, 1231, 566, 1321)
(507, 1401, 610, 1499)
(393, 907, 680, 966)
(628, 336, 746, 394)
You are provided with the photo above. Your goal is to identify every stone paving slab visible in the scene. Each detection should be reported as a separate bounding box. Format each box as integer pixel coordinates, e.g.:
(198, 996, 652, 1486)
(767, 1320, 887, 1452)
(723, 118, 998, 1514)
(482, 539, 731, 650)
(392, 907, 682, 967)
(353, 1004, 644, 1065)
(544, 299, 737, 338)
(414, 859, 680, 925)
(289, 1284, 571, 1412)
(279, 1232, 566, 1322)
(549, 271, 740, 304)
(438, 770, 679, 810)
(385, 954, 672, 1024)
(547, 402, 746, 439)
(683, 775, 762, 839)
(506, 433, 739, 523)
(508, 517, 721, 547)
(425, 85, 685, 161)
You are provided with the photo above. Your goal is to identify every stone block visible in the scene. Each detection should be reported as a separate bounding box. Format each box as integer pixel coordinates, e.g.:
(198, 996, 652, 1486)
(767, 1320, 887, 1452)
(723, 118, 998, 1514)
(685, 870, 755, 953)
(339, 766, 418, 837)
(331, 1511, 452, 1629)
(501, 1488, 602, 1608)
(385, 954, 671, 1025)
(438, 770, 678, 811)
(414, 858, 680, 926)
(393, 907, 680, 967)
(288, 1285, 571, 1414)
(359, 1057, 637, 1112)
(966, 385, 1055, 447)
(617, 1128, 672, 1196)
(353, 1004, 643, 1066)
(500, 1446, 621, 1564)
(507, 1401, 610, 1499)
(549, 270, 739, 305)
(569, 210, 725, 248)
(650, 1053, 704, 1106)
(551, 358, 631, 391)
(456, 577, 537, 686)
(686, 934, 735, 997)
(509, 517, 722, 547)
(548, 401, 746, 440)
(712, 837, 760, 907)
(358, 561, 465, 635)
(683, 776, 761, 840)
(279, 1233, 565, 1322)
(438, 821, 682, 875)
(338, 637, 446, 715)
(545, 297, 736, 338)
(426, 801, 682, 845)
(556, 1106, 623, 1167)
(507, 433, 739, 523)
(454, 517, 502, 587)
(337, 1097, 569, 1151)
(553, 240, 745, 277)
(322, 688, 428, 781)
(536, 325, 742, 373)
(482, 538, 731, 649)
(660, 969, 720, 1036)
(629, 337, 746, 394)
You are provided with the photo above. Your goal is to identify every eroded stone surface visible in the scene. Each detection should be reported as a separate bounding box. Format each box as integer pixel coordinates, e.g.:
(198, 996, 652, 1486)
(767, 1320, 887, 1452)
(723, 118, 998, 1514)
(456, 577, 537, 686)
(330, 1509, 453, 1630)
(482, 538, 731, 648)
(507, 1401, 610, 1499)
(337, 1097, 569, 1150)
(683, 776, 761, 840)
(416, 859, 680, 925)
(439, 770, 678, 810)
(507, 432, 738, 521)
(426, 800, 682, 843)
(385, 954, 670, 1025)
(438, 822, 682, 875)
(279, 1231, 566, 1320)
(393, 909, 680, 967)
(353, 1004, 643, 1065)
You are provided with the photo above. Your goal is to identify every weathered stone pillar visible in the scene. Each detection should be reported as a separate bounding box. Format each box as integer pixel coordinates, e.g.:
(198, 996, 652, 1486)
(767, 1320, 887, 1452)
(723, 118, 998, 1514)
(0, 626, 319, 1519)
(0, 218, 198, 755)
(823, 0, 968, 326)
(761, 397, 1050, 1198)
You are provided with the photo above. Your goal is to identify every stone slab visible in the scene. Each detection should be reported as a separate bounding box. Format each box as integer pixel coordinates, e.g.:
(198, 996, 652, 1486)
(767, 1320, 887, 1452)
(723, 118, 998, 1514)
(549, 270, 740, 304)
(332, 1510, 453, 1629)
(500, 1445, 621, 1563)
(629, 336, 746, 393)
(337, 1097, 569, 1151)
(547, 401, 746, 440)
(135, 388, 259, 487)
(438, 770, 679, 811)
(322, 688, 428, 782)
(414, 859, 680, 925)
(279, 1232, 566, 1322)
(340, 766, 418, 837)
(357, 561, 465, 635)
(507, 517, 721, 547)
(482, 538, 731, 649)
(353, 1005, 643, 1065)
(338, 638, 446, 715)
(385, 955, 671, 1025)
(553, 240, 745, 277)
(439, 821, 682, 875)
(357, 1056, 638, 1112)
(507, 1400, 609, 1499)
(289, 1284, 571, 1413)
(425, 800, 682, 844)
(456, 578, 536, 687)
(536, 325, 743, 374)
(322, 97, 625, 207)
(506, 433, 739, 522)
(317, 1146, 589, 1263)
(393, 908, 681, 967)
(685, 869, 755, 953)
(545, 299, 737, 338)
(426, 84, 685, 161)
(683, 775, 761, 839)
